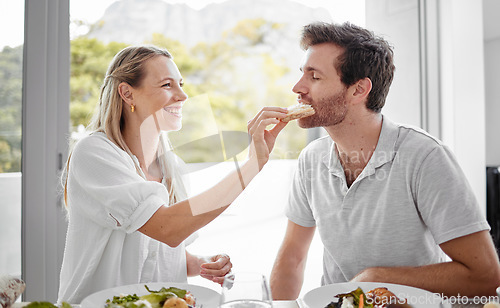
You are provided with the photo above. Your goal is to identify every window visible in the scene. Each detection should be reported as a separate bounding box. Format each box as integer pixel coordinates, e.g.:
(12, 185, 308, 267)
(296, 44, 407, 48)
(0, 0, 24, 282)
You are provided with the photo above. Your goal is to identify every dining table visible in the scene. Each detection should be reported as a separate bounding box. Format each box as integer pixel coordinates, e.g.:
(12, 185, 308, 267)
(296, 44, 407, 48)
(11, 300, 300, 308)
(10, 300, 495, 308)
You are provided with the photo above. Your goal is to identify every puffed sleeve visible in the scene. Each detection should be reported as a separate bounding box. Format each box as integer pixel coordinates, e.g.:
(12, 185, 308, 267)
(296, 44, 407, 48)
(414, 144, 490, 244)
(67, 134, 169, 233)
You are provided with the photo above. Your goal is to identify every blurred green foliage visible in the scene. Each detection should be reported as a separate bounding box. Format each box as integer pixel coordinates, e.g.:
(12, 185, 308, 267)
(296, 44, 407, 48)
(0, 46, 22, 172)
(0, 18, 307, 172)
(70, 38, 128, 127)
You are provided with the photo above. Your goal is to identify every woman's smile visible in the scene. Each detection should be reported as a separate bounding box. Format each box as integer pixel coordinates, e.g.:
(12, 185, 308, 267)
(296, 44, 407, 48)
(163, 105, 182, 118)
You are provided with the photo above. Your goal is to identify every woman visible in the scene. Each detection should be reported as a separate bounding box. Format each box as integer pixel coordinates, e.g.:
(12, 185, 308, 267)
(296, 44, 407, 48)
(58, 45, 288, 304)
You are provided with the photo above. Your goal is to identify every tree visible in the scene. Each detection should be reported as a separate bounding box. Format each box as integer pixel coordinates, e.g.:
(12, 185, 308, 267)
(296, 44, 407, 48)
(70, 38, 128, 127)
(0, 45, 23, 172)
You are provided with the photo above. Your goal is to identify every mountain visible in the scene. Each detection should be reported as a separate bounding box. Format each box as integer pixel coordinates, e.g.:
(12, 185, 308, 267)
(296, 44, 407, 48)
(87, 0, 332, 47)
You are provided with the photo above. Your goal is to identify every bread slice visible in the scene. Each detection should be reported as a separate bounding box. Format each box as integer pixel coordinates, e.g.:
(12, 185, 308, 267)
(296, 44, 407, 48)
(281, 103, 315, 122)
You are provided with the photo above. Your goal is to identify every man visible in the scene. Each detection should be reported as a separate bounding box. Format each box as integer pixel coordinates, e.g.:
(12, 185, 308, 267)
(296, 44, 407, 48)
(270, 22, 500, 299)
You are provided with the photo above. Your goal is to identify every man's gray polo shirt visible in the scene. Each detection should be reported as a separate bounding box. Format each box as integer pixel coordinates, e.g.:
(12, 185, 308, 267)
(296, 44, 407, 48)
(286, 116, 490, 285)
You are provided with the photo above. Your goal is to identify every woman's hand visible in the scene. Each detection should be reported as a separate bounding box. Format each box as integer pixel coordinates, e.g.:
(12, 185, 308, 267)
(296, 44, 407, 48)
(247, 107, 288, 169)
(199, 254, 232, 285)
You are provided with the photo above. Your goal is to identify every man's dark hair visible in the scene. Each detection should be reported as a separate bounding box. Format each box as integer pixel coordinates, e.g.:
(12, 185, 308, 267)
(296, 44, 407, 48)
(300, 22, 395, 113)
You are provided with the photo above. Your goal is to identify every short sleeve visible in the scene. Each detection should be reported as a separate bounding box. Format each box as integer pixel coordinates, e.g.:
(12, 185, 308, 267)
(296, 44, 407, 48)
(415, 145, 490, 244)
(184, 232, 198, 246)
(285, 154, 316, 227)
(68, 134, 169, 233)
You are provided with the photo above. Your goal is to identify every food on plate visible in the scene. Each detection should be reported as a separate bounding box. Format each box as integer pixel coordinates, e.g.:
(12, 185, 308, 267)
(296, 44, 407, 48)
(281, 103, 315, 122)
(366, 287, 400, 307)
(324, 287, 368, 308)
(324, 287, 408, 308)
(0, 275, 26, 308)
(163, 297, 188, 308)
(105, 285, 196, 308)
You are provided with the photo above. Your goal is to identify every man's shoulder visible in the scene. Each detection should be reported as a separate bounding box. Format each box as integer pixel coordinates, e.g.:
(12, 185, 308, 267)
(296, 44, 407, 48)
(393, 122, 444, 155)
(396, 122, 443, 145)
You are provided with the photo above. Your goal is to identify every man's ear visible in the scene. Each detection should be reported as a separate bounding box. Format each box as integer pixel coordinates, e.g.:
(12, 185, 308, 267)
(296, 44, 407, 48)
(353, 77, 372, 100)
(118, 82, 134, 105)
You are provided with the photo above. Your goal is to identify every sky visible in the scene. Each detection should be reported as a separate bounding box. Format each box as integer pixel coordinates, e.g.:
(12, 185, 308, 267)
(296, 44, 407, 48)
(0, 0, 364, 49)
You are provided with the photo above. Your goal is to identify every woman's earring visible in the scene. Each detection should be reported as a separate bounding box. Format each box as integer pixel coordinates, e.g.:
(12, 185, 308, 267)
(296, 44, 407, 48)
(130, 104, 135, 113)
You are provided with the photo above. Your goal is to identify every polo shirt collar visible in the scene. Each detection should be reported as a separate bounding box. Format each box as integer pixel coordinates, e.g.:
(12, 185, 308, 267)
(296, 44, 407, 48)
(322, 114, 399, 176)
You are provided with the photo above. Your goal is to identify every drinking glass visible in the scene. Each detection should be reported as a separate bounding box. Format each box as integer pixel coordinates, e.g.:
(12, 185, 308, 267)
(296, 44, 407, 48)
(219, 272, 273, 308)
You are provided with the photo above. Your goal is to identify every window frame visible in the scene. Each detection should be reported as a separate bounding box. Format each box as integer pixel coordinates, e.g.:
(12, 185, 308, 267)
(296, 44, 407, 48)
(22, 0, 69, 301)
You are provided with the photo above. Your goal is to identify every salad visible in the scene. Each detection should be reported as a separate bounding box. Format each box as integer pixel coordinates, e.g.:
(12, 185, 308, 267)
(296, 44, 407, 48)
(105, 285, 196, 308)
(324, 286, 408, 308)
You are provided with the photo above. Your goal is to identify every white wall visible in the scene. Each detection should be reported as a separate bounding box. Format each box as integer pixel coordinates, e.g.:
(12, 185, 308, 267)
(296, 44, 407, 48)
(485, 38, 500, 166)
(365, 0, 422, 128)
(439, 0, 486, 216)
(0, 173, 21, 277)
(366, 0, 487, 216)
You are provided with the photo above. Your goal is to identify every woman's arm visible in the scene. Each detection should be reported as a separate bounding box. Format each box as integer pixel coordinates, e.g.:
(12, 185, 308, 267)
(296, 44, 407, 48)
(138, 158, 256, 247)
(139, 107, 288, 247)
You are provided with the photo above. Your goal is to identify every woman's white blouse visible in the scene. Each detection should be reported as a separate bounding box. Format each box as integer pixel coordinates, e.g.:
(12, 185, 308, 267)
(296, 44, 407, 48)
(57, 132, 194, 304)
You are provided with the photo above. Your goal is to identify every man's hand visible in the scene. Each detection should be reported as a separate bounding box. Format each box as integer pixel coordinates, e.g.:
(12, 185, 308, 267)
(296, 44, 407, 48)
(350, 231, 500, 297)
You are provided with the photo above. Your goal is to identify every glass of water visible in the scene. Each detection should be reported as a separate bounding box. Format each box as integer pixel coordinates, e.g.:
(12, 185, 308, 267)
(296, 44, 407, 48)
(219, 272, 273, 308)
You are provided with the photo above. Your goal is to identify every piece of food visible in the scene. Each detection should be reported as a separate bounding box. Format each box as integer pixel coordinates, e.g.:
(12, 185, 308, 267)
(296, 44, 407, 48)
(0, 275, 26, 308)
(325, 287, 370, 308)
(163, 297, 188, 308)
(106, 285, 195, 308)
(325, 286, 408, 308)
(281, 103, 315, 122)
(366, 287, 400, 307)
(183, 293, 195, 306)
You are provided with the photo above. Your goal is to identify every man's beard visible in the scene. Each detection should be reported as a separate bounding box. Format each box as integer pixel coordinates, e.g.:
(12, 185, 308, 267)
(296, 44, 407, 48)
(298, 88, 348, 128)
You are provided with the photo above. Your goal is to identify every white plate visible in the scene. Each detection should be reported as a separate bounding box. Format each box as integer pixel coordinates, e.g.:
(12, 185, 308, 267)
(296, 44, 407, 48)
(302, 282, 444, 308)
(80, 282, 220, 308)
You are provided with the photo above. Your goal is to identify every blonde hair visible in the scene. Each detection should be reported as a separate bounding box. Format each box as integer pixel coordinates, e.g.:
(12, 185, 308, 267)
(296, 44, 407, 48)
(64, 45, 187, 207)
